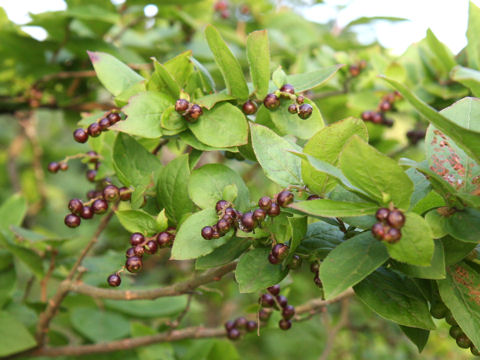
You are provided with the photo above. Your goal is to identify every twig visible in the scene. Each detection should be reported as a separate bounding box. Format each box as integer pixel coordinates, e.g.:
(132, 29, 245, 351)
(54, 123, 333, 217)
(40, 250, 58, 302)
(319, 299, 350, 360)
(167, 293, 194, 329)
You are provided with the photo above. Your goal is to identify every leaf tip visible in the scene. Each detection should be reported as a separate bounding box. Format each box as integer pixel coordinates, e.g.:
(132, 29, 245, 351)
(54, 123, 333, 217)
(87, 51, 100, 63)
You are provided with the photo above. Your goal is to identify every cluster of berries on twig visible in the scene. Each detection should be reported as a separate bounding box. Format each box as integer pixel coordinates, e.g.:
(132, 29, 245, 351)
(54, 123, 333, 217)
(174, 99, 203, 123)
(268, 243, 289, 265)
(73, 111, 122, 143)
(310, 261, 323, 288)
(258, 285, 295, 331)
(224, 316, 257, 340)
(348, 60, 367, 77)
(371, 206, 406, 244)
(361, 92, 401, 127)
(262, 84, 313, 120)
(213, 0, 250, 20)
(107, 228, 176, 287)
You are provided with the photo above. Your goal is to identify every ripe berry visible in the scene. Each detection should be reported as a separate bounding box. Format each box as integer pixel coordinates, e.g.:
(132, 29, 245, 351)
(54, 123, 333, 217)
(349, 65, 360, 77)
(134, 245, 145, 256)
(214, 0, 228, 12)
(361, 111, 373, 121)
(449, 326, 464, 339)
(258, 196, 272, 210)
(289, 254, 302, 269)
(246, 320, 257, 332)
(64, 214, 81, 228)
(276, 295, 288, 308)
(288, 104, 297, 114)
(253, 208, 266, 222)
(108, 112, 121, 124)
(383, 118, 394, 127)
(267, 285, 280, 296)
(87, 122, 102, 137)
(59, 162, 68, 171)
(68, 198, 83, 215)
(126, 256, 143, 273)
(263, 94, 280, 110)
(215, 200, 228, 212)
(429, 302, 448, 319)
(47, 162, 60, 173)
(375, 208, 390, 221)
(73, 128, 88, 143)
(379, 101, 392, 112)
(268, 253, 280, 264)
(224, 320, 235, 331)
(280, 84, 295, 95)
(310, 261, 320, 273)
(227, 328, 241, 340)
(80, 206, 94, 219)
(157, 232, 173, 247)
(126, 247, 136, 257)
(234, 317, 247, 329)
(241, 212, 255, 231)
(242, 100, 257, 115)
(387, 210, 406, 229)
(277, 190, 294, 207)
(92, 199, 108, 214)
(145, 240, 158, 254)
(260, 293, 275, 307)
(371, 223, 386, 240)
(279, 319, 292, 330)
(307, 194, 321, 200)
(175, 99, 189, 113)
(267, 202, 280, 217)
(456, 334, 472, 349)
(130, 233, 145, 246)
(119, 187, 131, 201)
(282, 305, 295, 320)
(224, 207, 237, 219)
(314, 276, 323, 287)
(103, 185, 120, 202)
(107, 274, 121, 287)
(211, 225, 221, 239)
(471, 346, 480, 356)
(446, 312, 457, 326)
(296, 95, 305, 105)
(87, 190, 97, 199)
(98, 117, 111, 131)
(201, 226, 214, 240)
(298, 103, 313, 120)
(272, 244, 289, 260)
(259, 308, 272, 321)
(220, 9, 230, 19)
(187, 104, 203, 122)
(86, 169, 97, 182)
(371, 112, 384, 124)
(217, 218, 231, 234)
(384, 228, 401, 243)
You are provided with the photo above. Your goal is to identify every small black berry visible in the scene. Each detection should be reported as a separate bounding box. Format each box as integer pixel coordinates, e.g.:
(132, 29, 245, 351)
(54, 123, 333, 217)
(108, 112, 121, 124)
(449, 326, 464, 339)
(201, 226, 214, 240)
(296, 95, 305, 105)
(379, 101, 392, 112)
(384, 227, 401, 243)
(175, 99, 189, 113)
(68, 198, 83, 215)
(276, 295, 288, 308)
(64, 214, 81, 228)
(103, 185, 119, 202)
(241, 212, 255, 231)
(242, 100, 257, 115)
(279, 319, 292, 330)
(215, 200, 229, 212)
(258, 308, 272, 321)
(375, 208, 390, 221)
(361, 111, 373, 121)
(227, 328, 241, 340)
(134, 245, 145, 256)
(371, 112, 384, 124)
(267, 284, 280, 296)
(126, 256, 143, 273)
(86, 169, 97, 182)
(387, 210, 406, 229)
(272, 244, 289, 260)
(268, 253, 279, 264)
(383, 118, 394, 127)
(259, 293, 275, 307)
(224, 207, 237, 219)
(157, 232, 173, 247)
(253, 208, 266, 222)
(130, 233, 145, 246)
(430, 302, 448, 319)
(98, 117, 111, 131)
(73, 128, 89, 143)
(457, 334, 472, 349)
(145, 240, 158, 254)
(234, 317, 247, 329)
(224, 320, 235, 331)
(288, 104, 297, 114)
(280, 84, 295, 95)
(87, 190, 98, 199)
(107, 274, 121, 287)
(277, 190, 294, 207)
(211, 225, 221, 239)
(126, 247, 136, 257)
(59, 162, 68, 171)
(258, 196, 272, 210)
(282, 305, 295, 320)
(186, 104, 203, 122)
(263, 93, 280, 110)
(267, 202, 280, 217)
(371, 223, 385, 240)
(92, 199, 108, 214)
(47, 162, 60, 173)
(246, 320, 257, 332)
(446, 312, 457, 326)
(298, 103, 313, 120)
(217, 218, 231, 234)
(87, 122, 102, 137)
(80, 206, 94, 219)
(119, 187, 131, 201)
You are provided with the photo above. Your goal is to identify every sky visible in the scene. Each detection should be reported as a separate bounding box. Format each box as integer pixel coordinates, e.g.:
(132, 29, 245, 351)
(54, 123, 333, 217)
(0, 0, 478, 55)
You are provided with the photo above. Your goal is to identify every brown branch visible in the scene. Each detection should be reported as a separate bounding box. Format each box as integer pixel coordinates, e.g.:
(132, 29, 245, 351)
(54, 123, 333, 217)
(68, 262, 237, 300)
(40, 250, 58, 302)
(319, 299, 350, 360)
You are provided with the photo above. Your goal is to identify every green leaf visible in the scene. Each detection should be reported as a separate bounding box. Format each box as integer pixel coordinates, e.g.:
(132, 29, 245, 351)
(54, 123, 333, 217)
(131, 323, 175, 360)
(171, 209, 230, 260)
(105, 296, 187, 318)
(0, 194, 27, 232)
(180, 131, 238, 152)
(161, 105, 187, 133)
(392, 240, 446, 279)
(399, 326, 429, 352)
(289, 199, 378, 218)
(354, 268, 436, 330)
(250, 123, 302, 187)
(195, 93, 235, 110)
(189, 103, 248, 148)
(302, 118, 368, 195)
(165, 51, 194, 88)
(382, 77, 480, 164)
(0, 268, 15, 308)
(196, 237, 250, 270)
(0, 311, 36, 357)
(149, 58, 180, 98)
(115, 91, 173, 138)
(438, 262, 480, 350)
(441, 235, 477, 265)
(296, 221, 344, 259)
(339, 136, 413, 209)
(286, 215, 307, 263)
(450, 66, 480, 97)
(268, 98, 324, 140)
(88, 51, 143, 96)
(188, 164, 250, 211)
(272, 66, 287, 88)
(115, 210, 160, 235)
(70, 307, 130, 343)
(205, 25, 249, 100)
(0, 232, 44, 279)
(384, 212, 434, 267)
(247, 30, 270, 99)
(321, 232, 389, 299)
(207, 340, 240, 360)
(445, 208, 480, 243)
(426, 29, 456, 73)
(236, 247, 288, 293)
(158, 155, 194, 224)
(283, 65, 343, 92)
(467, 1, 480, 69)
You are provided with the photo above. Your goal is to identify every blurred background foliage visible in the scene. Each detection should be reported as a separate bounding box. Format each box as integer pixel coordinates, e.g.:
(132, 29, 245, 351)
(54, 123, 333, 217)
(0, 0, 477, 359)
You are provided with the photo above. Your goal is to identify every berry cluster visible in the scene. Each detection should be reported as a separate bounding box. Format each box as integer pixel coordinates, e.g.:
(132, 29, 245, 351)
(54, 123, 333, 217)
(406, 129, 426, 145)
(224, 317, 257, 340)
(107, 228, 176, 287)
(268, 243, 289, 265)
(263, 84, 313, 120)
(174, 99, 203, 123)
(348, 60, 367, 77)
(371, 207, 406, 244)
(258, 285, 295, 331)
(310, 261, 323, 288)
(360, 92, 401, 127)
(213, 0, 250, 20)
(430, 301, 479, 356)
(73, 111, 122, 143)
(47, 161, 68, 173)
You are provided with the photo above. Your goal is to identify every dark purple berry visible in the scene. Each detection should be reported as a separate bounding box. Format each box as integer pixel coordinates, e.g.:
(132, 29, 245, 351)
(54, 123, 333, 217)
(47, 162, 60, 173)
(186, 104, 202, 122)
(280, 84, 295, 95)
(92, 199, 108, 214)
(242, 100, 257, 115)
(87, 122, 102, 137)
(215, 200, 228, 212)
(267, 285, 280, 296)
(175, 99, 189, 113)
(103, 185, 119, 202)
(258, 196, 272, 210)
(259, 293, 275, 307)
(457, 334, 472, 349)
(272, 244, 289, 260)
(361, 111, 373, 121)
(64, 214, 81, 228)
(379, 101, 392, 112)
(130, 233, 145, 246)
(277, 190, 294, 207)
(98, 117, 111, 131)
(263, 93, 280, 110)
(222, 214, 234, 225)
(59, 162, 68, 171)
(282, 305, 295, 320)
(234, 317, 247, 329)
(80, 206, 94, 219)
(371, 223, 386, 240)
(145, 240, 158, 254)
(224, 207, 237, 219)
(224, 320, 235, 331)
(107, 274, 121, 287)
(298, 103, 313, 120)
(387, 210, 406, 229)
(157, 232, 173, 247)
(73, 128, 88, 143)
(119, 187, 131, 201)
(241, 212, 255, 231)
(86, 169, 97, 182)
(211, 225, 221, 239)
(267, 202, 280, 217)
(268, 253, 280, 264)
(227, 328, 241, 340)
(276, 295, 288, 308)
(384, 228, 401, 243)
(449, 326, 464, 339)
(68, 198, 83, 215)
(375, 208, 390, 221)
(296, 95, 305, 105)
(126, 256, 143, 273)
(279, 319, 292, 330)
(217, 218, 231, 234)
(371, 112, 384, 124)
(108, 112, 121, 124)
(126, 247, 136, 257)
(246, 320, 257, 332)
(134, 245, 145, 256)
(258, 308, 272, 321)
(288, 104, 297, 114)
(253, 208, 266, 222)
(201, 226, 214, 240)
(87, 190, 97, 199)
